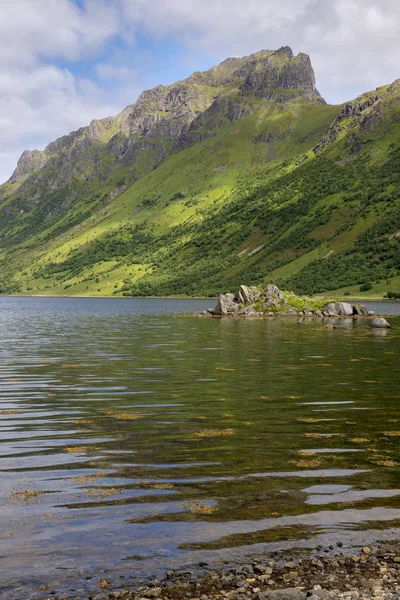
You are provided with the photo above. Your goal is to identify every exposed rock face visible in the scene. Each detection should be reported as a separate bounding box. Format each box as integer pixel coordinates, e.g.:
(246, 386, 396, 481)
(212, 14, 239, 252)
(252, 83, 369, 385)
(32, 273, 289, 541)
(314, 78, 400, 154)
(240, 49, 324, 103)
(8, 150, 49, 185)
(237, 285, 260, 304)
(6, 82, 218, 201)
(176, 48, 326, 149)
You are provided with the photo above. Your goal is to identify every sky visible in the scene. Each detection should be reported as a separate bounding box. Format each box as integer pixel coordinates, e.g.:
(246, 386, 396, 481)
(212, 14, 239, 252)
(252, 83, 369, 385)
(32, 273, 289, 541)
(0, 0, 399, 183)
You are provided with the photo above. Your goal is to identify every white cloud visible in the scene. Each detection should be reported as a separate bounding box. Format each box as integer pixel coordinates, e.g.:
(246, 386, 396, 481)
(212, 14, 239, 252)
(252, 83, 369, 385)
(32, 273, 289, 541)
(119, 0, 400, 101)
(0, 0, 120, 66)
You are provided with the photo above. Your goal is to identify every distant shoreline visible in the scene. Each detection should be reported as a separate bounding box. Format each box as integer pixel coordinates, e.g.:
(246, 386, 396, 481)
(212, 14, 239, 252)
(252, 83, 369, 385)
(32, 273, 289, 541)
(1, 293, 398, 302)
(1, 294, 216, 300)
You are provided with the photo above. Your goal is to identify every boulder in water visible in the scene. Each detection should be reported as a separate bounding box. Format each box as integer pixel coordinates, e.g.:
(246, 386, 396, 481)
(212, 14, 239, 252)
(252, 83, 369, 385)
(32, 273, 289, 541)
(371, 317, 391, 329)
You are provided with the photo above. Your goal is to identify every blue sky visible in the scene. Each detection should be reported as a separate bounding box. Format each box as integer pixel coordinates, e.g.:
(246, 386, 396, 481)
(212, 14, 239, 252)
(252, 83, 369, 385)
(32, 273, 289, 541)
(0, 0, 399, 183)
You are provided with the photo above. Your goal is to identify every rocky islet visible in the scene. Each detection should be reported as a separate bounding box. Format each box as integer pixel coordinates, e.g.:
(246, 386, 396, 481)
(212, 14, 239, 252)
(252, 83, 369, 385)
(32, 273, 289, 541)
(204, 285, 380, 321)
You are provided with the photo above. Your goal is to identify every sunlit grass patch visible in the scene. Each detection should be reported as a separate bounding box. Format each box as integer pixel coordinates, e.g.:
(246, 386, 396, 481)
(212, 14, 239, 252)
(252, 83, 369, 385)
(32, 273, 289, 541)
(73, 419, 94, 425)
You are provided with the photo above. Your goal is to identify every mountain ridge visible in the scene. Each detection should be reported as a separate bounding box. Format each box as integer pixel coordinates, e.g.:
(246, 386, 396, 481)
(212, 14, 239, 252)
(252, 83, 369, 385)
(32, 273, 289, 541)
(0, 47, 399, 299)
(3, 46, 323, 191)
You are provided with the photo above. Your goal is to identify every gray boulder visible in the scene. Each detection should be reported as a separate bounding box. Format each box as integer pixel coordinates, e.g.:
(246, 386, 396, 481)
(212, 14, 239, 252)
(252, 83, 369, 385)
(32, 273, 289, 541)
(353, 303, 369, 316)
(335, 302, 354, 316)
(371, 317, 391, 328)
(212, 293, 238, 315)
(324, 302, 353, 316)
(237, 285, 260, 305)
(265, 284, 287, 303)
(323, 303, 339, 316)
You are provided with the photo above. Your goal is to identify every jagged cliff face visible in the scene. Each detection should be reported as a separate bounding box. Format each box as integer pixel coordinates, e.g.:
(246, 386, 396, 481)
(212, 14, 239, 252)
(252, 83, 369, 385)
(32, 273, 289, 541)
(1, 47, 323, 202)
(314, 79, 400, 154)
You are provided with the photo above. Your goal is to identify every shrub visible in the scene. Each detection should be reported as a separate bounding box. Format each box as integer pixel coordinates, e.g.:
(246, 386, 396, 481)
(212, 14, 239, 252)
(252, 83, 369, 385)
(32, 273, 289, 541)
(359, 282, 372, 292)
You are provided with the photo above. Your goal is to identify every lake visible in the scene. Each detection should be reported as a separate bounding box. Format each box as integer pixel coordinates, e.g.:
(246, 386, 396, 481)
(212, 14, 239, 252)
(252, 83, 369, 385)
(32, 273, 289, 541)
(0, 297, 399, 598)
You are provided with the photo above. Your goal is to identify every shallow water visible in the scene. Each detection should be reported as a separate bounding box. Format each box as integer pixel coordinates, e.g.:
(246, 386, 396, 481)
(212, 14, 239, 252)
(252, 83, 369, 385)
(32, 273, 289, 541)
(0, 297, 399, 598)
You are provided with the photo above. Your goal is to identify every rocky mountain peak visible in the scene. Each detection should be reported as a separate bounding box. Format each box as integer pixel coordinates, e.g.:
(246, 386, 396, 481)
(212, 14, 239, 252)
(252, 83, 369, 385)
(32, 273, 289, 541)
(3, 46, 324, 193)
(239, 48, 324, 103)
(275, 46, 294, 58)
(8, 149, 49, 185)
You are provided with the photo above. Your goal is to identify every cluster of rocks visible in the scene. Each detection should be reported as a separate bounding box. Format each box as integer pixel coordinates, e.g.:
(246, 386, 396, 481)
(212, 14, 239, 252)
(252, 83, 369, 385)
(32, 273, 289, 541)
(205, 285, 371, 319)
(202, 285, 391, 328)
(79, 544, 400, 600)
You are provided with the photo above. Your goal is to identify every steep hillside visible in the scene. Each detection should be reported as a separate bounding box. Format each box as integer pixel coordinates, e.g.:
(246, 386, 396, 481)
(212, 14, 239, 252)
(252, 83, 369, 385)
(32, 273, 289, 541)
(0, 48, 399, 299)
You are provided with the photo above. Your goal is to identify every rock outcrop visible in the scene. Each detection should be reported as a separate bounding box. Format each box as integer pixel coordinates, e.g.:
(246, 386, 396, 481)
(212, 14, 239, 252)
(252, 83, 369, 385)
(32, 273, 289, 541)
(206, 285, 371, 318)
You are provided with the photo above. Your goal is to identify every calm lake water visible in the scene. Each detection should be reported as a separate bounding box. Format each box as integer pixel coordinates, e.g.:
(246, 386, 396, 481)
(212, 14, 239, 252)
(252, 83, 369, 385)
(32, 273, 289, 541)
(0, 297, 399, 598)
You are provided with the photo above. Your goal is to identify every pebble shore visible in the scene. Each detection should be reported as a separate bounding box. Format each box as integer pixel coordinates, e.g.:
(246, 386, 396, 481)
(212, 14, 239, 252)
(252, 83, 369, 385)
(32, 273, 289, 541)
(38, 543, 400, 600)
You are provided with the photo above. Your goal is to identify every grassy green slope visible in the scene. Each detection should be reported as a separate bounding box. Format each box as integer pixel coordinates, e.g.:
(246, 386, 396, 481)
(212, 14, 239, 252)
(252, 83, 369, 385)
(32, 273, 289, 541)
(2, 81, 400, 299)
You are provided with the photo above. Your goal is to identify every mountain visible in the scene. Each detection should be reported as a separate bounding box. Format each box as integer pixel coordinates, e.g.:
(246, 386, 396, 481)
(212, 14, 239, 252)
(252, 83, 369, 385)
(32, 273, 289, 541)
(0, 47, 399, 299)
